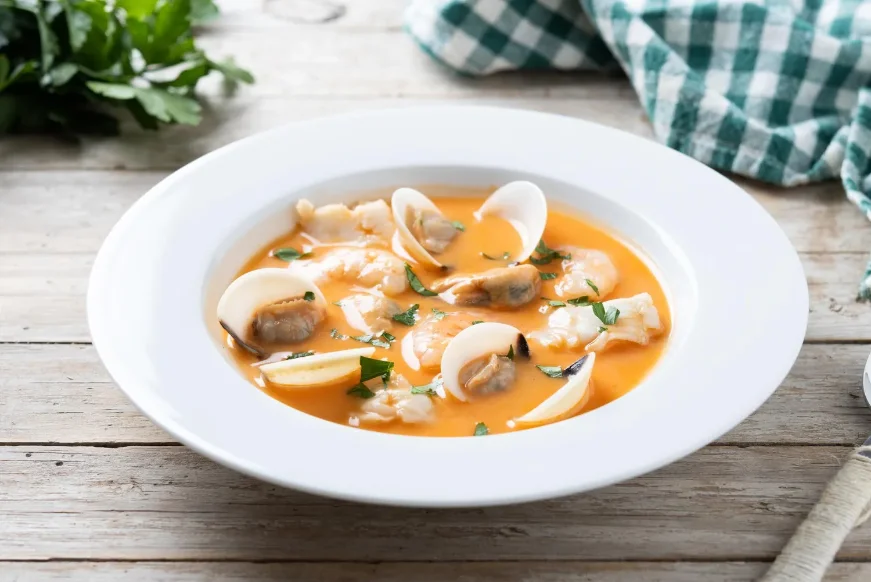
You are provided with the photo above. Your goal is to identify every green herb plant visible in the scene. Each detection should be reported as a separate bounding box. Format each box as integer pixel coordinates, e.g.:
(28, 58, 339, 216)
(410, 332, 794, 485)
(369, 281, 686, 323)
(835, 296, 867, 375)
(0, 0, 253, 136)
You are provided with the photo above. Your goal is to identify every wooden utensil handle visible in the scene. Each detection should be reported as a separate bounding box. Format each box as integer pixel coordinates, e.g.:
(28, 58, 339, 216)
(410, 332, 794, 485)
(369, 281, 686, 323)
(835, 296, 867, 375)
(761, 446, 871, 582)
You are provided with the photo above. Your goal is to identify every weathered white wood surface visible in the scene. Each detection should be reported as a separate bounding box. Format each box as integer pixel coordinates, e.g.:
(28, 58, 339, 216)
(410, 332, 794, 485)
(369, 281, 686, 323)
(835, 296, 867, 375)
(2, 0, 871, 580)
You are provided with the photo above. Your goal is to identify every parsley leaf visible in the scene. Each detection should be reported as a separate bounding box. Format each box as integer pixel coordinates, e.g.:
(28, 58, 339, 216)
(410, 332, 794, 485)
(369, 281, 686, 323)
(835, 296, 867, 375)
(471, 320, 484, 325)
(529, 240, 571, 265)
(284, 351, 314, 360)
(506, 345, 515, 360)
(567, 296, 591, 306)
(392, 304, 420, 326)
(347, 384, 376, 399)
(332, 301, 344, 307)
(541, 297, 566, 307)
(303, 291, 315, 301)
(591, 302, 620, 325)
(431, 308, 448, 321)
(404, 264, 438, 296)
(273, 247, 311, 262)
(381, 332, 396, 343)
(598, 326, 608, 333)
(451, 220, 465, 231)
(411, 378, 442, 396)
(359, 356, 394, 382)
(536, 365, 563, 378)
(481, 251, 511, 260)
(474, 422, 489, 436)
(351, 334, 391, 349)
(585, 278, 600, 295)
(539, 272, 558, 281)
(330, 328, 348, 340)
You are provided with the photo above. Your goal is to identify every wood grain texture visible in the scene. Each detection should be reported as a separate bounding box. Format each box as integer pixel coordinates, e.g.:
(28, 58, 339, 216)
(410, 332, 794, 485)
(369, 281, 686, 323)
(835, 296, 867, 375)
(1, 445, 870, 561)
(1, 561, 869, 582)
(1, 343, 870, 445)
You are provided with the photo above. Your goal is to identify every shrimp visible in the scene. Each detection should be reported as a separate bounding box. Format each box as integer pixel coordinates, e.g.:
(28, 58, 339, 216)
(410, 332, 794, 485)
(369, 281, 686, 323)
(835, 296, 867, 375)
(431, 264, 541, 308)
(339, 293, 402, 334)
(290, 248, 407, 295)
(295, 199, 394, 245)
(355, 374, 435, 424)
(530, 293, 662, 352)
(410, 311, 482, 371)
(554, 248, 618, 299)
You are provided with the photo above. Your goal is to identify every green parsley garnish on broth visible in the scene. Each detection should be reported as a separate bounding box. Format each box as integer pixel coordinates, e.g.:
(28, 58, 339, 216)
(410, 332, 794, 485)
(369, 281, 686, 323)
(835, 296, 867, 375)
(332, 300, 344, 307)
(529, 239, 571, 265)
(381, 331, 396, 343)
(303, 291, 315, 301)
(410, 379, 442, 396)
(451, 220, 466, 231)
(471, 320, 484, 325)
(592, 302, 620, 325)
(506, 345, 515, 360)
(539, 272, 558, 281)
(273, 247, 311, 262)
(284, 351, 314, 360)
(347, 384, 376, 399)
(567, 296, 591, 306)
(431, 308, 448, 321)
(392, 304, 420, 326)
(351, 334, 391, 349)
(585, 278, 600, 295)
(536, 365, 563, 378)
(474, 422, 489, 436)
(359, 356, 394, 382)
(330, 328, 348, 340)
(541, 297, 565, 307)
(404, 264, 438, 296)
(598, 326, 608, 333)
(481, 251, 511, 260)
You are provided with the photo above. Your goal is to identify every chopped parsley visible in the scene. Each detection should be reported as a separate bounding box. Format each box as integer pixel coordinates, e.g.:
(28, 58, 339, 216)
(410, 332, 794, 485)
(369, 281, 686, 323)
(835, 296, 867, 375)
(541, 297, 566, 307)
(592, 302, 620, 325)
(284, 351, 314, 360)
(431, 308, 448, 321)
(404, 263, 438, 296)
(303, 291, 315, 301)
(529, 240, 571, 265)
(598, 326, 608, 333)
(585, 278, 600, 295)
(392, 304, 420, 326)
(381, 331, 396, 343)
(536, 365, 563, 378)
(481, 251, 511, 260)
(567, 296, 591, 306)
(471, 320, 484, 325)
(351, 334, 391, 349)
(474, 422, 489, 436)
(272, 247, 311, 262)
(506, 345, 515, 361)
(411, 378, 442, 396)
(539, 272, 558, 281)
(332, 300, 344, 307)
(359, 356, 394, 382)
(330, 328, 348, 340)
(347, 384, 376, 399)
(451, 220, 465, 231)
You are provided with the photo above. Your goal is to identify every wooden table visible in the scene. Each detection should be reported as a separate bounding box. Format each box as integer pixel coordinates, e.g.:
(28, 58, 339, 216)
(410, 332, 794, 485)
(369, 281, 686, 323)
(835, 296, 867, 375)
(2, 2, 871, 580)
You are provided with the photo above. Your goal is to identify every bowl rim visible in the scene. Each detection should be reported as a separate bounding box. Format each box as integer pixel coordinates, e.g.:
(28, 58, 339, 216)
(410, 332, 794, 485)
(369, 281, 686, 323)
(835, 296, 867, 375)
(88, 105, 808, 507)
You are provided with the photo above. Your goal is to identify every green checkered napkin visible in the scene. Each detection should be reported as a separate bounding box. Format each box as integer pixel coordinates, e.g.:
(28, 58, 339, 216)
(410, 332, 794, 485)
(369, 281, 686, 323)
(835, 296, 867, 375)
(406, 0, 871, 298)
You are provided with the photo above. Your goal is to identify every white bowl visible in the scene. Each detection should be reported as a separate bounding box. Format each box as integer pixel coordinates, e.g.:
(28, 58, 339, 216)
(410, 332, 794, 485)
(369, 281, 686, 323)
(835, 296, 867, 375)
(88, 106, 808, 507)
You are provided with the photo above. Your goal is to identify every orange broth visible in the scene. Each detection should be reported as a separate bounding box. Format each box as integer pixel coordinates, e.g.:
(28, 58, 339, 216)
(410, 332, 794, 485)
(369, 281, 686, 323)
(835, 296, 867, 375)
(224, 186, 671, 437)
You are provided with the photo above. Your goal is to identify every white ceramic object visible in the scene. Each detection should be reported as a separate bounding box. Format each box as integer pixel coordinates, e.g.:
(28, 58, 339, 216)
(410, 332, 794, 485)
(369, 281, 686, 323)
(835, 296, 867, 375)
(88, 106, 808, 507)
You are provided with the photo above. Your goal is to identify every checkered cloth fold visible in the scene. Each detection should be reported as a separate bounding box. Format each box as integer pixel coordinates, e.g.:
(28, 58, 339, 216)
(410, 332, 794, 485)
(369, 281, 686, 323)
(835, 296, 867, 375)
(406, 0, 871, 298)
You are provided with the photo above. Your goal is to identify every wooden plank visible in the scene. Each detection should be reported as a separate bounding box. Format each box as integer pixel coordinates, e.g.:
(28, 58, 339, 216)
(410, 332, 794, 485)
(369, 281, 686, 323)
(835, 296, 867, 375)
(1, 445, 870, 561)
(1, 343, 869, 445)
(2, 251, 869, 342)
(1, 561, 869, 582)
(211, 0, 407, 30)
(0, 97, 649, 171)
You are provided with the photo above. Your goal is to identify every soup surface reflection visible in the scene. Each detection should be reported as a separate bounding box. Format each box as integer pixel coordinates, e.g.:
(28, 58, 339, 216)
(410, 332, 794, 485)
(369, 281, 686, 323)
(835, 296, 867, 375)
(220, 184, 671, 437)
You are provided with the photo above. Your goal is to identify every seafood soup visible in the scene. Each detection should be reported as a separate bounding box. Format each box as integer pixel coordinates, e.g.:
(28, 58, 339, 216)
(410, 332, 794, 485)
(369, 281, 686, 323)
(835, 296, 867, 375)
(217, 182, 671, 437)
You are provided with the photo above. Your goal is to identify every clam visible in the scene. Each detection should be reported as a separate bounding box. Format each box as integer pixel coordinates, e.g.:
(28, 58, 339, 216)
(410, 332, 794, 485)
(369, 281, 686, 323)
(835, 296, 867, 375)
(514, 353, 596, 427)
(391, 187, 460, 270)
(260, 347, 375, 388)
(440, 322, 530, 402)
(217, 268, 328, 358)
(474, 181, 547, 263)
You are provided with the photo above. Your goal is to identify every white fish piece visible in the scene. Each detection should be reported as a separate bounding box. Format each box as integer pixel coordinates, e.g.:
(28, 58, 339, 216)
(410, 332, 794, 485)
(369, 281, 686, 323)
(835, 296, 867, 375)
(530, 293, 662, 352)
(339, 293, 402, 334)
(474, 181, 547, 263)
(295, 198, 394, 245)
(554, 248, 618, 299)
(358, 374, 435, 424)
(290, 248, 408, 296)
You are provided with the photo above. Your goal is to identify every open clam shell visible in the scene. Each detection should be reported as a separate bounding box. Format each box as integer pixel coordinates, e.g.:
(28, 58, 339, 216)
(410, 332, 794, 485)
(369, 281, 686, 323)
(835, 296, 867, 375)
(474, 181, 547, 263)
(260, 347, 376, 388)
(391, 187, 456, 270)
(217, 268, 328, 357)
(440, 322, 529, 402)
(514, 353, 596, 427)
